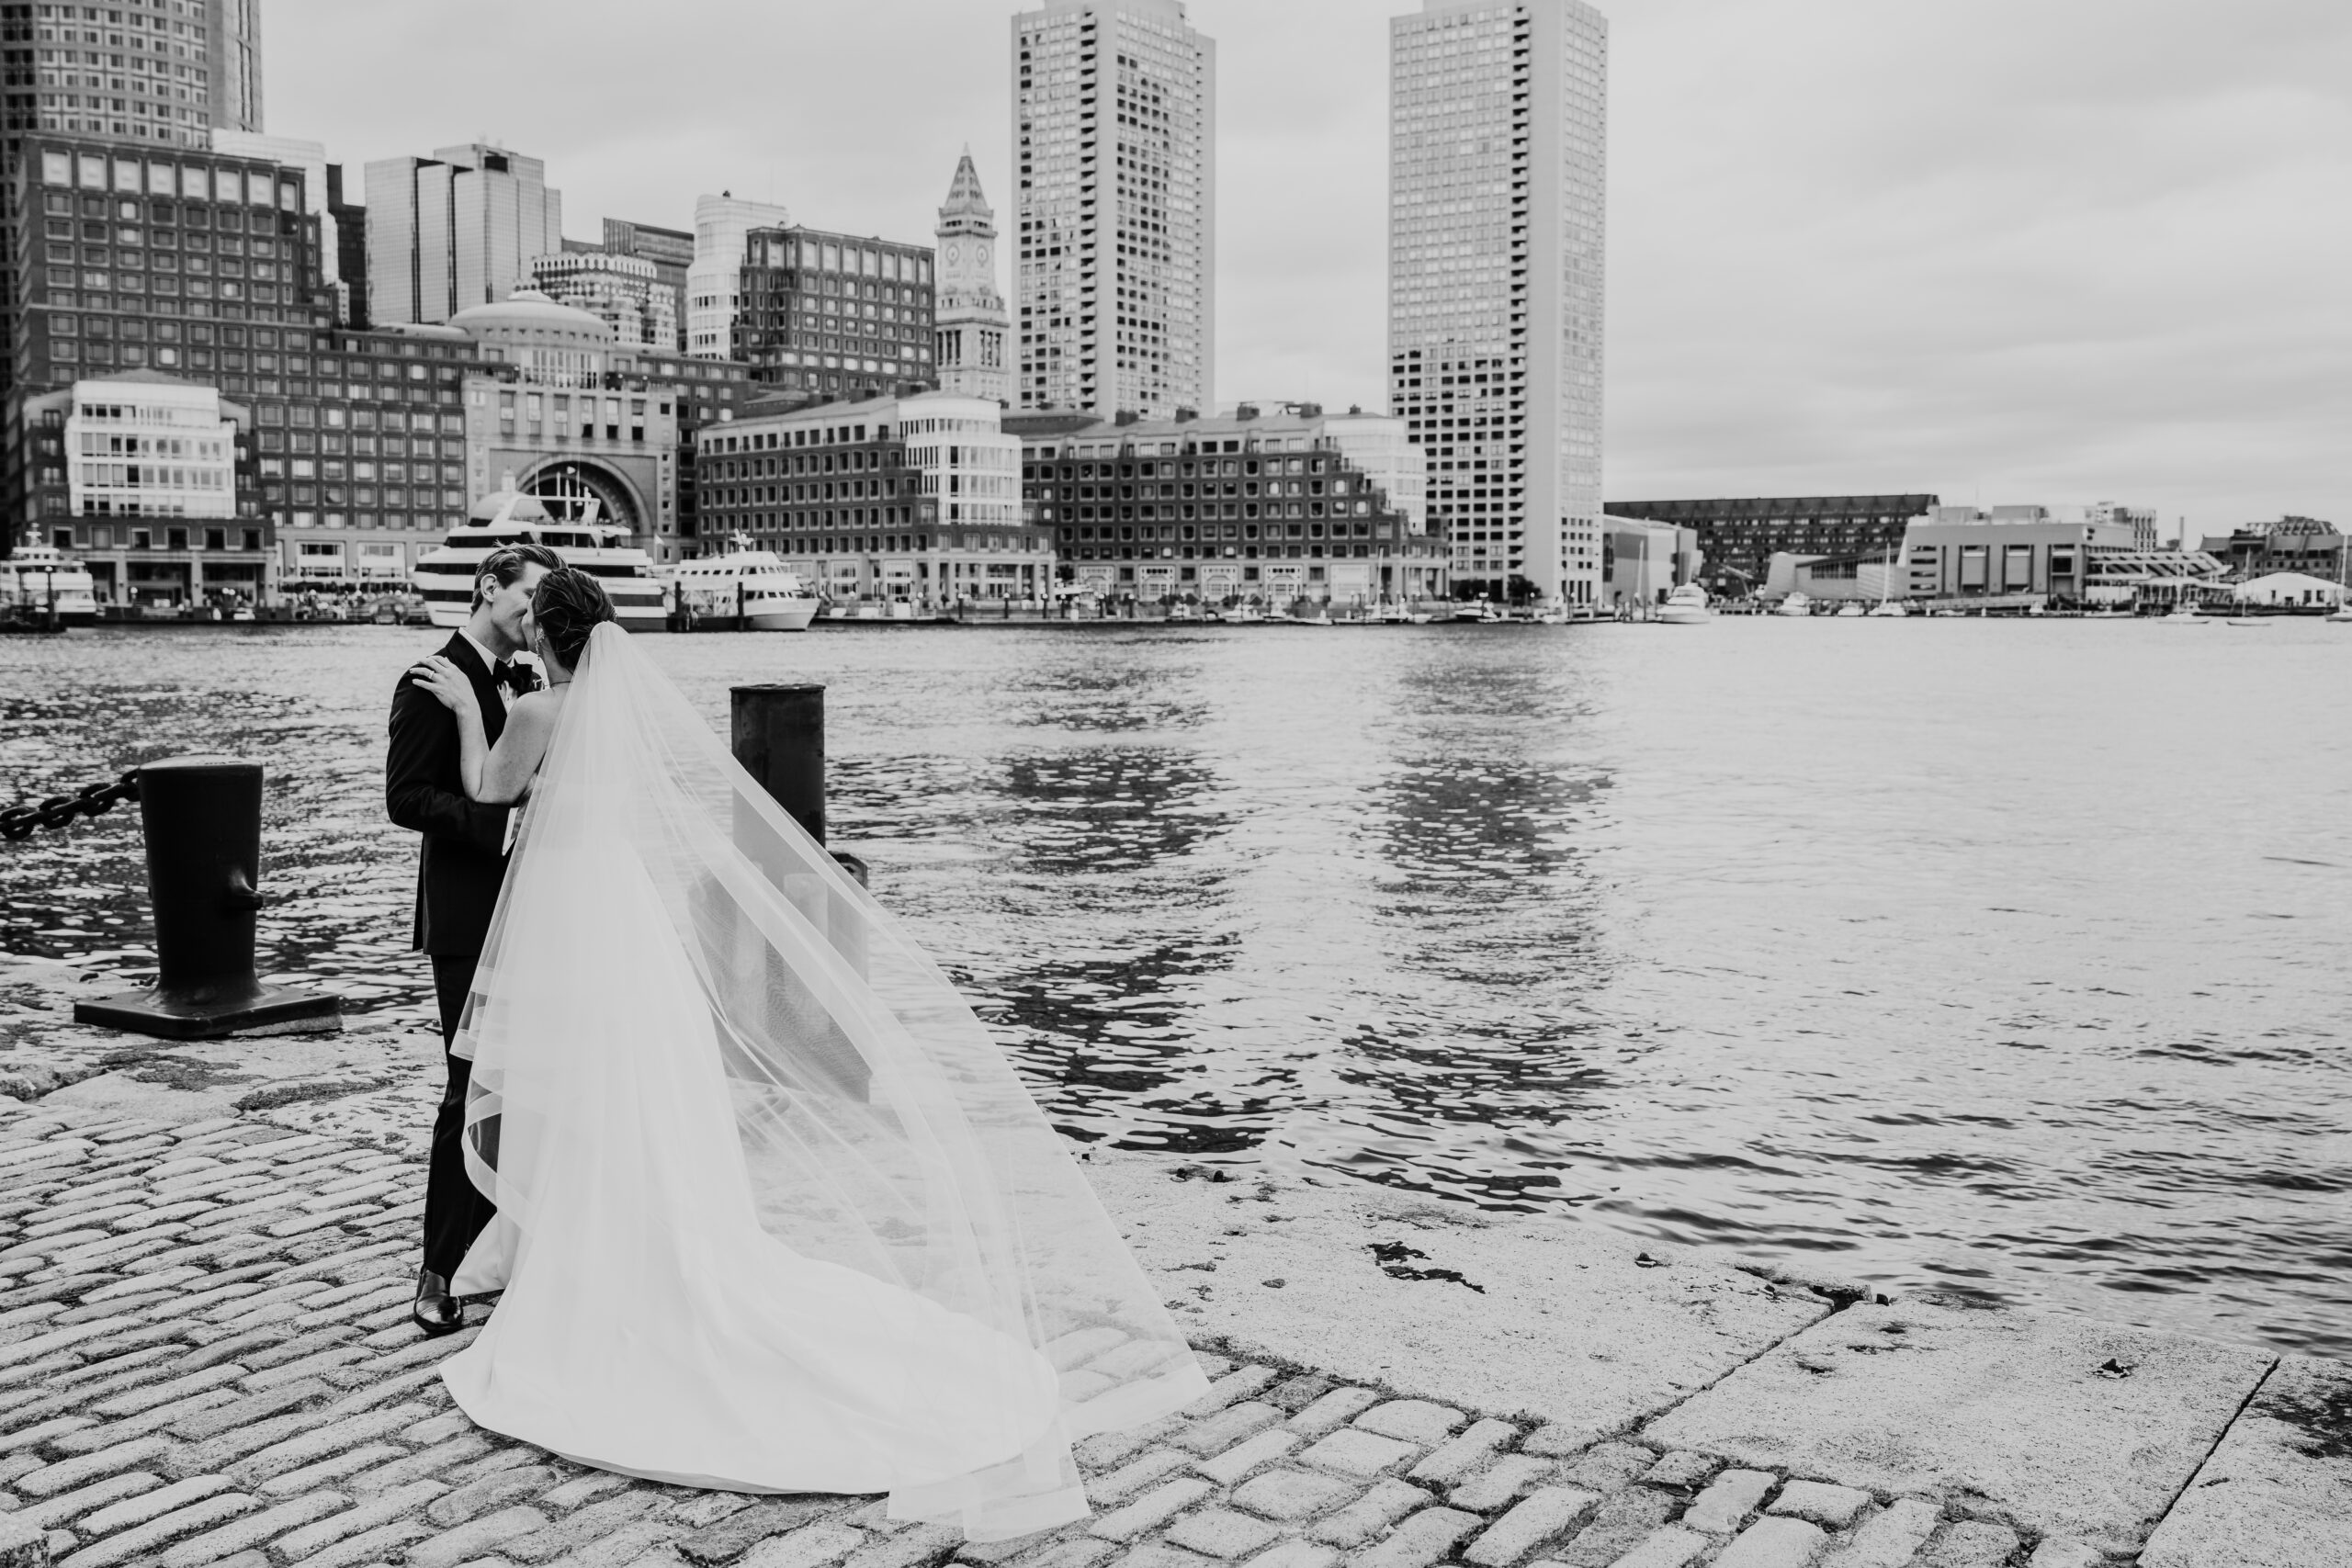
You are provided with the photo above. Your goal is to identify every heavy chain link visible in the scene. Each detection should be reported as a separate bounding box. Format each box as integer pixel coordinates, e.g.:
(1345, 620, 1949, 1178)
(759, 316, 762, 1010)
(0, 770, 141, 841)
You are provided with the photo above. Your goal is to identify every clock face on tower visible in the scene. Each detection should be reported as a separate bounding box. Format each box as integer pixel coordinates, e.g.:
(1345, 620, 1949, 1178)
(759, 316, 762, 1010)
(945, 243, 961, 266)
(977, 243, 990, 268)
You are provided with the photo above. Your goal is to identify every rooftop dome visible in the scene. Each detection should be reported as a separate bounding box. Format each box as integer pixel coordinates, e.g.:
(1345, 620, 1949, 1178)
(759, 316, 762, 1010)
(468, 490, 553, 525)
(447, 287, 614, 344)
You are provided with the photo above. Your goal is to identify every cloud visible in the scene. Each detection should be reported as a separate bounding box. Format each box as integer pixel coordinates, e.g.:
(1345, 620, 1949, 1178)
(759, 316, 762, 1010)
(266, 0, 2350, 534)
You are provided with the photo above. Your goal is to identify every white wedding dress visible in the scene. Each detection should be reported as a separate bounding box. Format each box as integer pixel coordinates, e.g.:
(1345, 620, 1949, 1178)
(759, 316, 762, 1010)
(438, 624, 1204, 1540)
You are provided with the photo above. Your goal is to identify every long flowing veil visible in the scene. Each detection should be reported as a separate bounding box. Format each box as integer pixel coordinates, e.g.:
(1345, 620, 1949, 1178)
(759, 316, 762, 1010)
(450, 622, 1204, 1537)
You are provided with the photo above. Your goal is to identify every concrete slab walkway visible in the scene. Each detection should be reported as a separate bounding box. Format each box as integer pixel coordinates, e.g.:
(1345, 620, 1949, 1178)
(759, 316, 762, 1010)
(0, 954, 2344, 1568)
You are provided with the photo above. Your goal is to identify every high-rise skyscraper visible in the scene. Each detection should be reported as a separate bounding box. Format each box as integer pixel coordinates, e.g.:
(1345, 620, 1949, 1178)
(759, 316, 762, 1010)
(1012, 0, 1214, 420)
(363, 144, 562, 327)
(685, 196, 790, 359)
(0, 0, 262, 143)
(934, 152, 1010, 405)
(1390, 0, 1606, 604)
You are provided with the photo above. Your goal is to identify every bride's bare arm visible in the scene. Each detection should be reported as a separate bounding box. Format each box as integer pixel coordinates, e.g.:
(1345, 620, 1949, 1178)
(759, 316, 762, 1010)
(406, 655, 492, 799)
(478, 692, 562, 805)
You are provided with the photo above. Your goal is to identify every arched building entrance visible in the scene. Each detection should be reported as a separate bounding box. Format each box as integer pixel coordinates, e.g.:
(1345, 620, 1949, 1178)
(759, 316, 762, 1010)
(521, 460, 642, 533)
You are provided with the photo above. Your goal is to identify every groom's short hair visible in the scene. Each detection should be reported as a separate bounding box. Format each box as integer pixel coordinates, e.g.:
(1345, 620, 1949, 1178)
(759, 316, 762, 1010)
(472, 543, 564, 610)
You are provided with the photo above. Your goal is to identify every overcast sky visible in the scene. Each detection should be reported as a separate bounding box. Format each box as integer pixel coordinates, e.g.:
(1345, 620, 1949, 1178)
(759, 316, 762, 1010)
(271, 0, 2348, 537)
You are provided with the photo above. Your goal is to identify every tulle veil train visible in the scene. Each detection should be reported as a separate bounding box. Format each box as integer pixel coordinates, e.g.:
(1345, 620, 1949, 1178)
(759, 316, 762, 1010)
(437, 623, 1204, 1540)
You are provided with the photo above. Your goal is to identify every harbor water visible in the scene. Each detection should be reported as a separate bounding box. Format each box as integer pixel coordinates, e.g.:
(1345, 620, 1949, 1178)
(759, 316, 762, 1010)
(1, 618, 2346, 1358)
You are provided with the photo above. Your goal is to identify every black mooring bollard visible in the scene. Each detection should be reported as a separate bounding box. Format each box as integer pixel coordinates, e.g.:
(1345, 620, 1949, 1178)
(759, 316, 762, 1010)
(74, 756, 341, 1040)
(729, 684, 868, 886)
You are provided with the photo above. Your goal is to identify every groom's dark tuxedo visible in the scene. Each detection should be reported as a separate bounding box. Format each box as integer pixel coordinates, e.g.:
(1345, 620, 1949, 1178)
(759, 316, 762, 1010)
(388, 630, 526, 1279)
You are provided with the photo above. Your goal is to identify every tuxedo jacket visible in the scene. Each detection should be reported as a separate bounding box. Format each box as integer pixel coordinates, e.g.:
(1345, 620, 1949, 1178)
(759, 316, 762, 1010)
(387, 632, 514, 957)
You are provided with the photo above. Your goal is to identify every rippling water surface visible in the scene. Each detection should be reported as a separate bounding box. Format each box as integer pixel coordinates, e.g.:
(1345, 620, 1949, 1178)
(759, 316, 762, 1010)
(3, 620, 2346, 1356)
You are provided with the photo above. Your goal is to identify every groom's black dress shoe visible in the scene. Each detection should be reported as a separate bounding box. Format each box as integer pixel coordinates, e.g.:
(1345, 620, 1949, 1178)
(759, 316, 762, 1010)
(413, 1269, 464, 1337)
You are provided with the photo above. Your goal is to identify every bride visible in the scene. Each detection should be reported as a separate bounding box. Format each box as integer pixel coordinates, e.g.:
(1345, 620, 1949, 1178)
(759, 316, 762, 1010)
(403, 568, 1204, 1539)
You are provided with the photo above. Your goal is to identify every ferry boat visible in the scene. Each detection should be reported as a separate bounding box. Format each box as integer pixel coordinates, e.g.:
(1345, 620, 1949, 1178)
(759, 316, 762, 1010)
(411, 491, 668, 633)
(672, 536, 820, 632)
(2, 542, 98, 627)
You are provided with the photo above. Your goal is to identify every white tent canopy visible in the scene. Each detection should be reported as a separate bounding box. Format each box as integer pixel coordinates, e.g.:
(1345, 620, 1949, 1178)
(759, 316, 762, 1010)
(2232, 571, 2346, 606)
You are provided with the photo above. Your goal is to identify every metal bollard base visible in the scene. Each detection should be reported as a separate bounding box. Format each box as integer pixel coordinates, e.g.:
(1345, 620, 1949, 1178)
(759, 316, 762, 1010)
(831, 850, 870, 887)
(74, 983, 342, 1042)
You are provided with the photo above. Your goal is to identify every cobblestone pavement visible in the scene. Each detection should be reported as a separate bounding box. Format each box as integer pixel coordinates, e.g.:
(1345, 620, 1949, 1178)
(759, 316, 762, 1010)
(0, 1101, 2154, 1568)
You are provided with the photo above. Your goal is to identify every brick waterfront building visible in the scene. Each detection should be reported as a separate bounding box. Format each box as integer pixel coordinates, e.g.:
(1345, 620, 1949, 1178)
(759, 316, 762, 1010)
(1010, 403, 1444, 607)
(729, 225, 935, 402)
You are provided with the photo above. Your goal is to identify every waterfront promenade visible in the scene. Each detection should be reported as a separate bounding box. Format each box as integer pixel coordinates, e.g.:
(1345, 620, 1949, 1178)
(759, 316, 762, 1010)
(0, 954, 2342, 1568)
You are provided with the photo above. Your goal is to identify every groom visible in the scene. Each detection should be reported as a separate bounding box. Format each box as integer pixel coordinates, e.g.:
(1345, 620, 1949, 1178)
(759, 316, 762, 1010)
(387, 542, 560, 1335)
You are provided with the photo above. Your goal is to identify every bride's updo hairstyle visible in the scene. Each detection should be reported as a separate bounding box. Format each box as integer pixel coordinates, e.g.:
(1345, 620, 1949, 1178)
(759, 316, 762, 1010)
(531, 567, 617, 670)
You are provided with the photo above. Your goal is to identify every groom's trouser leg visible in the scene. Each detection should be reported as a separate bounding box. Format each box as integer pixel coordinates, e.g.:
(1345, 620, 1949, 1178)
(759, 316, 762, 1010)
(424, 955, 497, 1279)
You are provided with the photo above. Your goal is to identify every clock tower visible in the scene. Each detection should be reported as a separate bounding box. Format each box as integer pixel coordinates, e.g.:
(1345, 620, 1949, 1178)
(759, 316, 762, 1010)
(933, 150, 1011, 405)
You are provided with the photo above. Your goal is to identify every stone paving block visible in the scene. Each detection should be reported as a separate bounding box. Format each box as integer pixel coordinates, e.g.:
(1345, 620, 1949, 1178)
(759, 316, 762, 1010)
(345, 1432, 493, 1494)
(1409, 1418, 1518, 1484)
(225, 1404, 423, 1484)
(427, 1465, 565, 1527)
(1816, 1498, 1939, 1568)
(16, 1435, 171, 1497)
(74, 1474, 236, 1536)
(1303, 1478, 1428, 1547)
(1642, 1303, 2269, 1559)
(1192, 1429, 1298, 1487)
(1449, 1454, 1558, 1512)
(2025, 1543, 2102, 1568)
(1639, 1451, 1717, 1489)
(1074, 1417, 1184, 1472)
(503, 1492, 663, 1563)
(16, 1470, 160, 1529)
(86, 1364, 244, 1419)
(1261, 1375, 1332, 1415)
(1174, 1403, 1281, 1458)
(1681, 1469, 1775, 1534)
(255, 1440, 403, 1498)
(540, 1471, 639, 1509)
(1915, 1520, 2021, 1568)
(152, 1488, 351, 1568)
(678, 1498, 854, 1564)
(668, 1493, 759, 1529)
(51, 1392, 238, 1457)
(1088, 1478, 1215, 1541)
(1550, 1487, 1676, 1568)
(1768, 1482, 1872, 1530)
(838, 1520, 959, 1568)
(1461, 1485, 1600, 1566)
(2140, 1354, 2352, 1568)
(1228, 1467, 1357, 1523)
(1182, 1367, 1279, 1418)
(1234, 1543, 1335, 1568)
(1555, 1442, 1655, 1493)
(1281, 1388, 1377, 1439)
(1091, 1449, 1191, 1506)
(1295, 1428, 1420, 1478)
(406, 1503, 554, 1568)
(272, 1479, 454, 1558)
(1601, 1527, 1710, 1568)
(1162, 1506, 1281, 1560)
(566, 1518, 691, 1568)
(1105, 1546, 1217, 1568)
(1713, 1516, 1828, 1568)
(166, 1378, 327, 1441)
(53, 1492, 256, 1568)
(1351, 1401, 1464, 1445)
(1354, 1504, 1480, 1568)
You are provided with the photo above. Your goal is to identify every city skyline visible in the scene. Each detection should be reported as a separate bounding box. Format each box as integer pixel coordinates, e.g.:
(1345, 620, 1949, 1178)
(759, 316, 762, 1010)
(220, 0, 2348, 536)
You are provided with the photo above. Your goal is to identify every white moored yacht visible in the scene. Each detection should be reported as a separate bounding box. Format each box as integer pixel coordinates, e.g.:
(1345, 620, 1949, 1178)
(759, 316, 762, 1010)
(2, 541, 98, 626)
(673, 536, 820, 631)
(1657, 583, 1712, 625)
(413, 491, 668, 633)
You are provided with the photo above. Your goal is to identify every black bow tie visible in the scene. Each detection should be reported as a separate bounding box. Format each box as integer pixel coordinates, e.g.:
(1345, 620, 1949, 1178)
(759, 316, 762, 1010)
(492, 660, 537, 696)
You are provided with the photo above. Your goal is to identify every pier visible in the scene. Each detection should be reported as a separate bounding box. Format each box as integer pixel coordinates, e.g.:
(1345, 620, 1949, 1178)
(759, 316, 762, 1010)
(0, 953, 2341, 1568)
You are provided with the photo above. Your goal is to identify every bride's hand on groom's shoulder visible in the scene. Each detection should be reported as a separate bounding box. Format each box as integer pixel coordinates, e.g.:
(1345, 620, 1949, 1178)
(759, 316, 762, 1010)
(408, 656, 478, 716)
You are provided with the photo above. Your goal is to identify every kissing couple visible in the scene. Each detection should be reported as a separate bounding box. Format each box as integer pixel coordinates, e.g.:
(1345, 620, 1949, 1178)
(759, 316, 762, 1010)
(384, 545, 1203, 1538)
